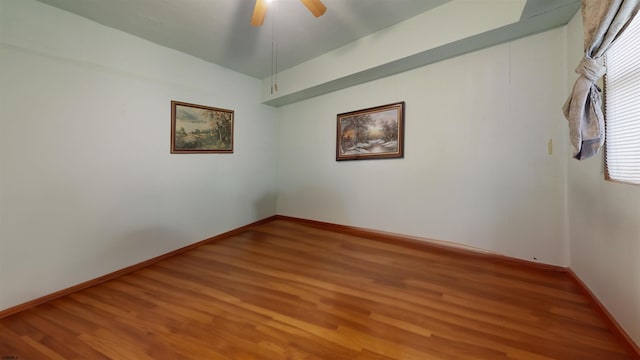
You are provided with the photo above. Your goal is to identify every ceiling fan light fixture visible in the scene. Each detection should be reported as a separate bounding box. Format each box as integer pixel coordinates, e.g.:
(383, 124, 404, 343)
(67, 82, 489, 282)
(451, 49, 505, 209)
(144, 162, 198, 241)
(251, 0, 326, 27)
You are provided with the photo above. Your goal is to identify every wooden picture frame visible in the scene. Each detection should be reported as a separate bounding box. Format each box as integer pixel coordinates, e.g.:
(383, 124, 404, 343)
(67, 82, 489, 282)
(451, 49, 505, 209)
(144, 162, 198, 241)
(336, 101, 405, 161)
(171, 100, 234, 154)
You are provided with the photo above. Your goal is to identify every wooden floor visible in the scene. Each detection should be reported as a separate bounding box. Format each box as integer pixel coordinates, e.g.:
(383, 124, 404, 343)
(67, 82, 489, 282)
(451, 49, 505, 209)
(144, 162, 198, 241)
(0, 219, 634, 359)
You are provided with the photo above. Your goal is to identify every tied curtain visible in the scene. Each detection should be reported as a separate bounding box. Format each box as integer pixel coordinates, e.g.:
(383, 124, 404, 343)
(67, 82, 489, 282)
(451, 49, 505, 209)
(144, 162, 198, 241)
(563, 0, 640, 160)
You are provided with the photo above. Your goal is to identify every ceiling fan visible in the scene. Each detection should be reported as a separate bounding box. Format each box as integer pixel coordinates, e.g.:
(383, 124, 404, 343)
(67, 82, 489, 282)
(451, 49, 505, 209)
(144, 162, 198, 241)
(251, 0, 327, 26)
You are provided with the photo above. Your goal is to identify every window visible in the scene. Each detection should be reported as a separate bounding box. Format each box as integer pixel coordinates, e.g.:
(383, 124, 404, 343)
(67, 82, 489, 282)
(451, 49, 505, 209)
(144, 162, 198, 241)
(604, 12, 640, 185)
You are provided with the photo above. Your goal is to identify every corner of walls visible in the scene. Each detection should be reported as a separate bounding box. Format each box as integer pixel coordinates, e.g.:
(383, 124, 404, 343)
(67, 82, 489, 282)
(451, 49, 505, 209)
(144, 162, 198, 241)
(564, 7, 640, 347)
(0, 0, 278, 311)
(561, 19, 573, 269)
(275, 26, 570, 267)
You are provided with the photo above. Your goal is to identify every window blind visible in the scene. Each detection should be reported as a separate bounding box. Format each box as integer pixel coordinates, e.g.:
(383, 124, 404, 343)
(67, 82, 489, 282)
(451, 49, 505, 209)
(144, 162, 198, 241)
(605, 12, 640, 185)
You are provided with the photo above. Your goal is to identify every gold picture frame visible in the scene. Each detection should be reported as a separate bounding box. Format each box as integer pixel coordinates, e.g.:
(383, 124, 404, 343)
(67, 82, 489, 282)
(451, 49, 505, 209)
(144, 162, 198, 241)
(336, 102, 405, 161)
(171, 100, 234, 154)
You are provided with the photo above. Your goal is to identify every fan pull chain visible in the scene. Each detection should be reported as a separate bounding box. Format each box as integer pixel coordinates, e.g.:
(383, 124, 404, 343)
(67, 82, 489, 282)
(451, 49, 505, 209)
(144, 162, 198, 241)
(271, 0, 278, 94)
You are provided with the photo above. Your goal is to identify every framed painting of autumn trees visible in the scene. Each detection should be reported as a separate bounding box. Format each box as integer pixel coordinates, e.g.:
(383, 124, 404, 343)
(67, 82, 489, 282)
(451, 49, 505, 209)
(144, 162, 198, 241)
(171, 101, 234, 154)
(336, 102, 405, 161)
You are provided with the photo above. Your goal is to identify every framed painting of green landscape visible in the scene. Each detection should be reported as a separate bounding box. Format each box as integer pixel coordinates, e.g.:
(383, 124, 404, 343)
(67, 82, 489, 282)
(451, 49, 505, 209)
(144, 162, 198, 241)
(171, 100, 234, 154)
(336, 101, 405, 161)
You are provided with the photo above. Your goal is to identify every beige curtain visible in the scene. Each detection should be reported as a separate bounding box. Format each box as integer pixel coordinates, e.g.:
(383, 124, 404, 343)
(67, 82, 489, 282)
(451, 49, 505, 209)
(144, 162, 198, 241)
(563, 0, 640, 160)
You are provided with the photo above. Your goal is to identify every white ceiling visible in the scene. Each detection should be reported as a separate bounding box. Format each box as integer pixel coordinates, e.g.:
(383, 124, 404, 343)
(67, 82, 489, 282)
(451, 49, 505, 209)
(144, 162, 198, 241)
(33, 0, 581, 106)
(35, 0, 449, 79)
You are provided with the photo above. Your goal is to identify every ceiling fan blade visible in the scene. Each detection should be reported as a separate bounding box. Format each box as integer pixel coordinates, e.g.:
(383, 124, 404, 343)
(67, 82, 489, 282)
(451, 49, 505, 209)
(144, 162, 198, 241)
(251, 0, 267, 26)
(300, 0, 327, 17)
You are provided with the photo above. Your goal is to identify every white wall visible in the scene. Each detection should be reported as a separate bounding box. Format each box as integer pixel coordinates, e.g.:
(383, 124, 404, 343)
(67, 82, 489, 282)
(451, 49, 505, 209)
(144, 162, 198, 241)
(276, 28, 569, 266)
(565, 13, 640, 346)
(0, 0, 277, 310)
